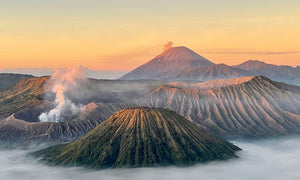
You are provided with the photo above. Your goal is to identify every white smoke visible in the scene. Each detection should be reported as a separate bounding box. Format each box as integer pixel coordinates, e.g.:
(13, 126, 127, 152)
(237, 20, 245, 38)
(39, 66, 85, 122)
(163, 41, 173, 50)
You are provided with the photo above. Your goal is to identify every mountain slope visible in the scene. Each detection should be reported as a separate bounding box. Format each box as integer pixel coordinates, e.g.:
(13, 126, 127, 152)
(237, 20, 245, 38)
(120, 46, 299, 84)
(1, 75, 300, 142)
(120, 46, 215, 80)
(92, 76, 300, 138)
(175, 63, 251, 81)
(234, 60, 300, 86)
(0, 77, 48, 119)
(0, 106, 108, 143)
(0, 73, 34, 91)
(32, 108, 240, 168)
(132, 76, 300, 137)
(0, 76, 165, 119)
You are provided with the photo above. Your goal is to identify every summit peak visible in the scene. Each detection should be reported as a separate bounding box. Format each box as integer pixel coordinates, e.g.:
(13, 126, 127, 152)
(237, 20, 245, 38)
(120, 46, 215, 80)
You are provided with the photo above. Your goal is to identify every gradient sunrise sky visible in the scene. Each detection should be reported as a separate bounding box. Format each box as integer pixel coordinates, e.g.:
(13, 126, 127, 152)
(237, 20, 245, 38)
(1, 0, 300, 71)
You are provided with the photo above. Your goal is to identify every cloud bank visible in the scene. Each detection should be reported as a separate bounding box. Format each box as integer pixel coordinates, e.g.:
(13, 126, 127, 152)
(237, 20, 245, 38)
(1, 136, 300, 180)
(199, 49, 300, 55)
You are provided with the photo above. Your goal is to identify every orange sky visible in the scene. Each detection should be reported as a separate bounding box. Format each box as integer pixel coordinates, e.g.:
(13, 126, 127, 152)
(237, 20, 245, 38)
(1, 0, 299, 71)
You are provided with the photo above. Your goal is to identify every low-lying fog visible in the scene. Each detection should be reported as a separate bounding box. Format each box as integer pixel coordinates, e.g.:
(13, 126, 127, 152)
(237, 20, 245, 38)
(1, 136, 300, 180)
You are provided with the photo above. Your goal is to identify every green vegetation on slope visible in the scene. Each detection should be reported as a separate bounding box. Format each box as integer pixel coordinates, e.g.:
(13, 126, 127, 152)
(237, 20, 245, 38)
(33, 108, 240, 168)
(0, 73, 34, 91)
(0, 77, 48, 119)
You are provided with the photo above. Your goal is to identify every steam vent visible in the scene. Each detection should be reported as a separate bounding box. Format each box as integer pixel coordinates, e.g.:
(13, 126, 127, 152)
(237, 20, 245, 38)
(33, 108, 240, 168)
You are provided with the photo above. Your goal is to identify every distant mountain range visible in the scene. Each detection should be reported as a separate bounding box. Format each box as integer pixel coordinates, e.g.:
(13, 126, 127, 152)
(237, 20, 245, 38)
(120, 46, 300, 86)
(32, 108, 240, 168)
(234, 60, 300, 85)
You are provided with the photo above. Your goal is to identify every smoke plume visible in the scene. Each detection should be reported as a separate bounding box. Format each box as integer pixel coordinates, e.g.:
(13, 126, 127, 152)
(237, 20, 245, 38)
(39, 66, 85, 122)
(163, 41, 173, 50)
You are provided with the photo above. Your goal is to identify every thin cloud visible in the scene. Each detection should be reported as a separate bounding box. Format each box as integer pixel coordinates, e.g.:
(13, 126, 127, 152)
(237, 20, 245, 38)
(262, 51, 300, 55)
(199, 49, 300, 55)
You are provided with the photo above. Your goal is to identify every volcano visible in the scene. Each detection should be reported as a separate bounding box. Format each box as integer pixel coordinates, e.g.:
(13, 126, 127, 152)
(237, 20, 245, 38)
(119, 47, 300, 85)
(33, 108, 240, 168)
(120, 46, 215, 80)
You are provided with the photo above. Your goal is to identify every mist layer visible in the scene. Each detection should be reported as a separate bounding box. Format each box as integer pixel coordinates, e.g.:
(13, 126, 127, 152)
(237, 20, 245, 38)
(1, 137, 300, 180)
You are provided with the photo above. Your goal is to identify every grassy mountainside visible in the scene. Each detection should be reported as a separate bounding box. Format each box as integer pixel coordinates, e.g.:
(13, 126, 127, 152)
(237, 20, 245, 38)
(0, 77, 48, 119)
(33, 108, 240, 168)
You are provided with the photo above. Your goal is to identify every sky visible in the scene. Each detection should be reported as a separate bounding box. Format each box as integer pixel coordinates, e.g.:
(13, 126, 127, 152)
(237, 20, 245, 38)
(1, 0, 300, 71)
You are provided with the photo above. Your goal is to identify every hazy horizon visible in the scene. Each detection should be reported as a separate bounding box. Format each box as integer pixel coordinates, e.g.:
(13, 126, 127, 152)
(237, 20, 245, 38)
(0, 67, 128, 79)
(0, 55, 299, 80)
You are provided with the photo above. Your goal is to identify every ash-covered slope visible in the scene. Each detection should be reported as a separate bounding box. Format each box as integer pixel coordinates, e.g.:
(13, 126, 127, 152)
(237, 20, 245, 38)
(120, 46, 215, 80)
(1, 75, 300, 142)
(32, 108, 240, 168)
(234, 60, 300, 86)
(133, 76, 300, 138)
(0, 104, 108, 143)
(95, 76, 300, 138)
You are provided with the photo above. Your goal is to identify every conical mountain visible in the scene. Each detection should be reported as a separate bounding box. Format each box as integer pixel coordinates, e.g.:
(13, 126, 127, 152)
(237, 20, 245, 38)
(120, 46, 215, 80)
(33, 108, 240, 168)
